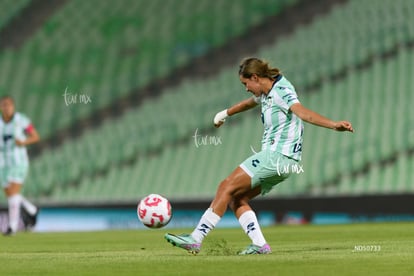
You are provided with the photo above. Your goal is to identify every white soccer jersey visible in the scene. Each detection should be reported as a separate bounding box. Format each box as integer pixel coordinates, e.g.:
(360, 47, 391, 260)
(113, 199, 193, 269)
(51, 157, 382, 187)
(253, 75, 304, 161)
(0, 112, 31, 167)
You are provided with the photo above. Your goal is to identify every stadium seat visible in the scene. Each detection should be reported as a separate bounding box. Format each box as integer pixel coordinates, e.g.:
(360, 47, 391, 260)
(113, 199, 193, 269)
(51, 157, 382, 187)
(0, 0, 298, 140)
(21, 0, 414, 202)
(0, 0, 30, 29)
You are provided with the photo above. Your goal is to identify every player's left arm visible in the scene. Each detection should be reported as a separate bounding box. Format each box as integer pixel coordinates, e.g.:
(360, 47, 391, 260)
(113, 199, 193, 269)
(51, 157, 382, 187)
(290, 102, 354, 132)
(15, 124, 41, 146)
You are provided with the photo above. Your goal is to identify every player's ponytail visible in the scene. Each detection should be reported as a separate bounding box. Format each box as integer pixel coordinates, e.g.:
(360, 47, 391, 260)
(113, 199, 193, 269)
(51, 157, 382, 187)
(239, 57, 280, 80)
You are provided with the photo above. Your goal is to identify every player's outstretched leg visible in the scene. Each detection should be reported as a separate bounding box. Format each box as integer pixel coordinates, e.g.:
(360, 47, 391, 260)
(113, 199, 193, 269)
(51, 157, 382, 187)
(4, 194, 21, 236)
(165, 167, 251, 255)
(165, 207, 220, 254)
(164, 208, 220, 254)
(164, 233, 201, 254)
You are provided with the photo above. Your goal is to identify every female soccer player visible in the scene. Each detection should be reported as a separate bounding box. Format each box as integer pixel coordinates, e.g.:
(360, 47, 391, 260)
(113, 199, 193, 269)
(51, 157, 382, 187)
(165, 58, 353, 254)
(0, 95, 40, 235)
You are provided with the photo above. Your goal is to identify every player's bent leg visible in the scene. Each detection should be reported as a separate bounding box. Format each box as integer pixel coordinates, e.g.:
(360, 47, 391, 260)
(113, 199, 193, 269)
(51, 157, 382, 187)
(229, 187, 272, 255)
(20, 204, 39, 230)
(228, 186, 261, 218)
(209, 166, 252, 217)
(239, 244, 272, 255)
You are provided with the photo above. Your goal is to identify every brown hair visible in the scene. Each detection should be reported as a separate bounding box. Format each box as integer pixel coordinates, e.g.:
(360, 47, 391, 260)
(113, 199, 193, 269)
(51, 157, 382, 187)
(0, 95, 14, 103)
(238, 57, 280, 80)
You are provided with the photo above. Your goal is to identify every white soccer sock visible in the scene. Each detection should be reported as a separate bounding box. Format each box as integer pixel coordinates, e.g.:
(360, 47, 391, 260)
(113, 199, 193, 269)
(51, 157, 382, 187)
(8, 194, 22, 232)
(191, 208, 221, 243)
(20, 195, 37, 215)
(238, 210, 267, 247)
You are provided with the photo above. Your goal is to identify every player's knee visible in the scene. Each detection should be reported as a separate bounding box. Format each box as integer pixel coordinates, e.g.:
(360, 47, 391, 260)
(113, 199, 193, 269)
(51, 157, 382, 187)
(217, 179, 236, 195)
(228, 196, 249, 212)
(228, 198, 237, 212)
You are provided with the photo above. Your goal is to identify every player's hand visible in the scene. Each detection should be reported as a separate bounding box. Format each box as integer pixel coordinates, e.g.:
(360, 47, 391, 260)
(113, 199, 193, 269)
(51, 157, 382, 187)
(213, 109, 228, 128)
(333, 121, 354, 132)
(15, 139, 26, 146)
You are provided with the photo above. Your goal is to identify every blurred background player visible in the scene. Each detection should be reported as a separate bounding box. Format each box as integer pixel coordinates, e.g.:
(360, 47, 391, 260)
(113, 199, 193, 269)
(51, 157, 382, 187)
(165, 57, 353, 254)
(0, 95, 40, 235)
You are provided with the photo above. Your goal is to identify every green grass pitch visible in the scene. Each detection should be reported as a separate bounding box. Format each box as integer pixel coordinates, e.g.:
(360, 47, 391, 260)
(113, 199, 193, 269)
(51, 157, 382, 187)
(1, 222, 413, 275)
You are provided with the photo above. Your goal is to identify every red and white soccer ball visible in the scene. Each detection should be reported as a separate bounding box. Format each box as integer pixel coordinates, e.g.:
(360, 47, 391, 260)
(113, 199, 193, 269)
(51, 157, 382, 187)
(137, 194, 172, 228)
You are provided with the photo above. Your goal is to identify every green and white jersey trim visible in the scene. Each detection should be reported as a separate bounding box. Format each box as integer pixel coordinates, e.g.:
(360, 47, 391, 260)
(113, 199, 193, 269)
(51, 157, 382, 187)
(0, 112, 30, 167)
(253, 76, 304, 161)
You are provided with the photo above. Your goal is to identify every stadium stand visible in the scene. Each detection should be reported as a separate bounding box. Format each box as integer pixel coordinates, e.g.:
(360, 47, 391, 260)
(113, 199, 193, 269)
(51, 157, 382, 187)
(0, 0, 30, 29)
(1, 0, 413, 204)
(0, 0, 297, 139)
(29, 43, 414, 202)
(295, 47, 414, 197)
(259, 0, 414, 92)
(65, 46, 412, 202)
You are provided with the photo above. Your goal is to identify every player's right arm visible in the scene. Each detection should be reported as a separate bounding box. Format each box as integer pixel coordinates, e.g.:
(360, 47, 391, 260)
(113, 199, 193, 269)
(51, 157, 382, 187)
(15, 124, 40, 146)
(214, 97, 258, 128)
(290, 103, 354, 132)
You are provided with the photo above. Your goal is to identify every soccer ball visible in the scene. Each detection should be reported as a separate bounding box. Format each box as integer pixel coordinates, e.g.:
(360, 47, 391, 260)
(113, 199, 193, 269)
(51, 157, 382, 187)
(137, 194, 172, 228)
